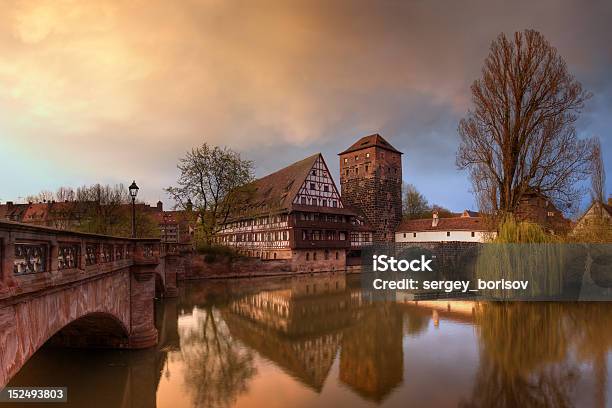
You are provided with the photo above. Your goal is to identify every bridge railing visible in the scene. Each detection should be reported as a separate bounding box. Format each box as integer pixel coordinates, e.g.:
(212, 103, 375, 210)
(0, 221, 162, 299)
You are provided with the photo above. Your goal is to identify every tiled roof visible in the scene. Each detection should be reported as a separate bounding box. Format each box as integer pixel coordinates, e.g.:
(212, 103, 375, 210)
(339, 133, 402, 155)
(238, 153, 321, 215)
(397, 216, 495, 232)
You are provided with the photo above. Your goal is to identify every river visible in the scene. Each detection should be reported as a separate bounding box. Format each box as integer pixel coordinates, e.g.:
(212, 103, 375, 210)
(5, 273, 612, 407)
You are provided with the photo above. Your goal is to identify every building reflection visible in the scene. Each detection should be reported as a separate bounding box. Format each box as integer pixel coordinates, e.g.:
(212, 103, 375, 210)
(217, 274, 405, 401)
(339, 304, 404, 402)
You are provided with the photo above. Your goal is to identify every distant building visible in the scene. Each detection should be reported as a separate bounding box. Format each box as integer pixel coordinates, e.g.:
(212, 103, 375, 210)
(573, 197, 612, 233)
(339, 134, 403, 242)
(214, 153, 372, 272)
(395, 211, 496, 243)
(515, 189, 571, 234)
(0, 202, 29, 222)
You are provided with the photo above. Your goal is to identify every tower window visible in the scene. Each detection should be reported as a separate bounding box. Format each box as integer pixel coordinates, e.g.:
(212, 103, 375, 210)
(471, 231, 475, 237)
(366, 153, 370, 158)
(413, 233, 417, 238)
(447, 231, 451, 237)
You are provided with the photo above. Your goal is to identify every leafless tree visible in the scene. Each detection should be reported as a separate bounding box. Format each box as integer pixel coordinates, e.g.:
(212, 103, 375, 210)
(590, 136, 606, 205)
(457, 30, 593, 215)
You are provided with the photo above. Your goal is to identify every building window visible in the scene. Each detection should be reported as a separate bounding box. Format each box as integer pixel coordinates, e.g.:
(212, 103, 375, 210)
(332, 200, 337, 207)
(366, 152, 370, 158)
(324, 185, 329, 192)
(365, 165, 369, 172)
(312, 170, 316, 176)
(322, 200, 327, 207)
(345, 169, 349, 176)
(403, 233, 406, 238)
(355, 155, 359, 161)
(355, 167, 359, 175)
(344, 158, 348, 163)
(335, 251, 339, 260)
(471, 231, 475, 237)
(547, 211, 554, 217)
(310, 182, 316, 190)
(313, 252, 317, 260)
(324, 250, 329, 260)
(306, 252, 310, 261)
(413, 233, 417, 238)
(301, 197, 306, 204)
(447, 231, 451, 237)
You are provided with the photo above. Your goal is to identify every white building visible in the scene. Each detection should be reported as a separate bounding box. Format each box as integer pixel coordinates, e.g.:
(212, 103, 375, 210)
(395, 211, 496, 243)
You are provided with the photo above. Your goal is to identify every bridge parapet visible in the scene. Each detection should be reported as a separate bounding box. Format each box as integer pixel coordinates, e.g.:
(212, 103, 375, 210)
(0, 221, 162, 299)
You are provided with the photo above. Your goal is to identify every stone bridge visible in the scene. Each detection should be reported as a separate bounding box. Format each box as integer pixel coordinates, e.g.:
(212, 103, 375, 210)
(0, 221, 191, 388)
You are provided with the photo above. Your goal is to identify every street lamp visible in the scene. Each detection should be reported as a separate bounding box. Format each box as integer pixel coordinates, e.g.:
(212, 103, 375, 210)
(129, 181, 139, 238)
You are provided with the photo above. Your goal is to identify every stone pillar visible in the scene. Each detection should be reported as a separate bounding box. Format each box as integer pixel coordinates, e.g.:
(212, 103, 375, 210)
(163, 255, 179, 298)
(128, 261, 158, 349)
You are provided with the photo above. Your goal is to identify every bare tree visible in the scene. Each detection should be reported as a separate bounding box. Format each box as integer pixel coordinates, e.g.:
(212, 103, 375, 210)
(590, 136, 606, 205)
(457, 30, 593, 215)
(166, 144, 254, 244)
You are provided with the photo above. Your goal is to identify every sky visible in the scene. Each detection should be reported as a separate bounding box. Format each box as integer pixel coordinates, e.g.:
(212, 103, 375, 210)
(1, 0, 611, 212)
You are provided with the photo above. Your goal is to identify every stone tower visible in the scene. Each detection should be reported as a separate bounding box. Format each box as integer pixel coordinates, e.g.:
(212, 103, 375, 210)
(339, 134, 402, 242)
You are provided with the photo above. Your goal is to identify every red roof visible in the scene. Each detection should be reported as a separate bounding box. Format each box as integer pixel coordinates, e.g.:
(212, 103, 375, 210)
(397, 216, 495, 232)
(339, 133, 402, 155)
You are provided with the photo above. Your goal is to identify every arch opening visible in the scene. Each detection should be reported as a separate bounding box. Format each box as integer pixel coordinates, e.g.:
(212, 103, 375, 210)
(47, 312, 130, 349)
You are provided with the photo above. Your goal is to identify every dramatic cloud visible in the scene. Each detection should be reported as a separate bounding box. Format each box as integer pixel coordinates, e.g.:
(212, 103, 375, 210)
(0, 0, 611, 210)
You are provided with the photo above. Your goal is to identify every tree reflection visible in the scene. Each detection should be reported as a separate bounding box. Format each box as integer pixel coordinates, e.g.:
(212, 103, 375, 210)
(178, 305, 256, 408)
(462, 303, 612, 408)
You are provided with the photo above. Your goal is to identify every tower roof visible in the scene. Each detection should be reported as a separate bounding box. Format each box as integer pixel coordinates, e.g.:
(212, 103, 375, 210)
(338, 133, 402, 155)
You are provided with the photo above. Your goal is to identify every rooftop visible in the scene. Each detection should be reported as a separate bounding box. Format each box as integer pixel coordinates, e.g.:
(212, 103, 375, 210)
(338, 133, 402, 155)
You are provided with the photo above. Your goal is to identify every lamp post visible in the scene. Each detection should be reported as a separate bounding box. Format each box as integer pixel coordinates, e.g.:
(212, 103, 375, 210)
(129, 181, 139, 238)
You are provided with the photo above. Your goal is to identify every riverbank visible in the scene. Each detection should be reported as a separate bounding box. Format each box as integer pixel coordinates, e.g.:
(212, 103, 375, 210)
(185, 253, 362, 279)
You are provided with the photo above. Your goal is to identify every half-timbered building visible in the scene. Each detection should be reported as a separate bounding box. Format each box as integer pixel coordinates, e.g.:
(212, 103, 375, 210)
(214, 153, 373, 272)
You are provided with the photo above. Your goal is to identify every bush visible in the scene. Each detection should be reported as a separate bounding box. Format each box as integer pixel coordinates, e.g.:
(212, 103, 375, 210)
(195, 243, 242, 263)
(494, 215, 558, 243)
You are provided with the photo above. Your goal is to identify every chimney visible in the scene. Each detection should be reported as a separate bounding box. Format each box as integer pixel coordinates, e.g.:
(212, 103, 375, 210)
(157, 200, 163, 211)
(432, 211, 439, 227)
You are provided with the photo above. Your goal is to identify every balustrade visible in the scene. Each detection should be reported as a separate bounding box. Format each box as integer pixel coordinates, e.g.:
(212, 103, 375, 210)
(13, 243, 48, 275)
(0, 221, 163, 290)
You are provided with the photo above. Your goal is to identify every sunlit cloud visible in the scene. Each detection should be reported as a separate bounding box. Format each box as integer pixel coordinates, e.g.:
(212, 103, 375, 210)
(0, 0, 610, 210)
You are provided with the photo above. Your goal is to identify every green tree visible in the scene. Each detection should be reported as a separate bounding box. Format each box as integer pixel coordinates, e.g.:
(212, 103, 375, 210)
(166, 144, 254, 244)
(402, 183, 430, 219)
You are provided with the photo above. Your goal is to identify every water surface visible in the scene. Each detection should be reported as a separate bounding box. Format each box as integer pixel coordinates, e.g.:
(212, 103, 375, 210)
(7, 274, 612, 407)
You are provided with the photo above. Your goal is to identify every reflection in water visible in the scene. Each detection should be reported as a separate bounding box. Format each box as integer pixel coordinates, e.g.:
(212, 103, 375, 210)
(6, 274, 612, 408)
